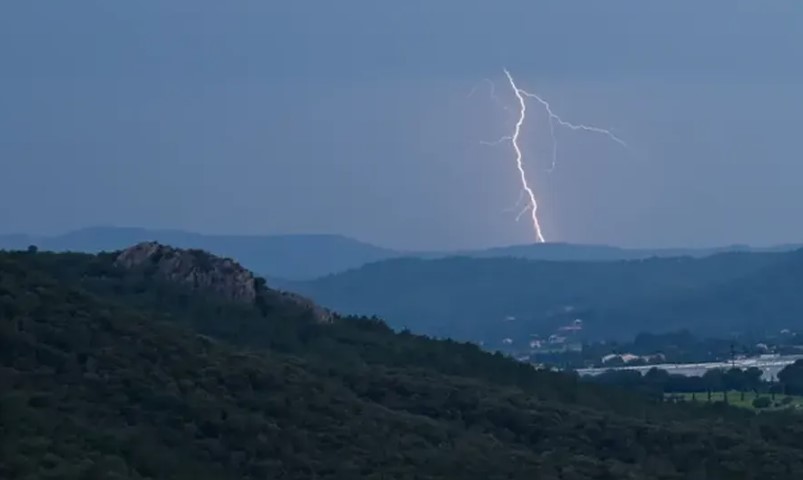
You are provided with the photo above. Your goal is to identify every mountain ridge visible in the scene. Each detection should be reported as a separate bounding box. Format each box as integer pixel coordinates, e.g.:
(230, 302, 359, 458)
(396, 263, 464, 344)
(3, 226, 801, 280)
(0, 226, 397, 280)
(284, 249, 803, 345)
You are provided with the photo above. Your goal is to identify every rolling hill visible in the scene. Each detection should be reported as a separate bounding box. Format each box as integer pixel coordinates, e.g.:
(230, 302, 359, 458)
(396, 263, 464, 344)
(6, 244, 803, 478)
(595, 248, 803, 336)
(284, 249, 803, 346)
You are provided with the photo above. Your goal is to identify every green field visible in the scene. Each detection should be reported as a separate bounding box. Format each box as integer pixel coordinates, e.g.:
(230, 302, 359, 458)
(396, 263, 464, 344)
(665, 391, 803, 411)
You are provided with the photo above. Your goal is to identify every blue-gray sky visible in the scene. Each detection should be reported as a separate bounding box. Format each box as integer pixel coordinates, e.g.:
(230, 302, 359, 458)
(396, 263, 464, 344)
(2, 1, 803, 250)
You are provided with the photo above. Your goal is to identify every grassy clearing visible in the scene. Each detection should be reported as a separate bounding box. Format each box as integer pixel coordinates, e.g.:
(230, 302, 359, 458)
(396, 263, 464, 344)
(665, 391, 803, 411)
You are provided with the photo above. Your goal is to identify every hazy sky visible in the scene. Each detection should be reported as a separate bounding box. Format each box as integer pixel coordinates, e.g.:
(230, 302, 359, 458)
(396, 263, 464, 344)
(2, 1, 803, 250)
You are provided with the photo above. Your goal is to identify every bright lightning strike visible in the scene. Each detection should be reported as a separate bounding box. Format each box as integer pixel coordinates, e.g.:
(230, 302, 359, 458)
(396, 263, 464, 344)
(486, 69, 629, 243)
(503, 69, 547, 243)
(514, 77, 628, 172)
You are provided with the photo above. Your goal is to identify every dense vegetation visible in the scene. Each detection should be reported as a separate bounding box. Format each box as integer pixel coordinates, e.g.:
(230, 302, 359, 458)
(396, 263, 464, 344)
(592, 367, 767, 396)
(285, 250, 803, 345)
(590, 362, 803, 411)
(6, 247, 803, 478)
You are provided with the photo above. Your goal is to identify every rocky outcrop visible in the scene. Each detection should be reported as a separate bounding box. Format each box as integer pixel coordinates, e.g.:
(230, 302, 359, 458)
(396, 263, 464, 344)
(115, 242, 258, 303)
(277, 290, 333, 323)
(114, 242, 333, 323)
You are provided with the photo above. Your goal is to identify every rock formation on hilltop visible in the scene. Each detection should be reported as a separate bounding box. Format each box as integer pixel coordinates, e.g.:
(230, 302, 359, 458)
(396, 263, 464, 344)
(114, 242, 333, 322)
(275, 289, 333, 323)
(115, 241, 258, 303)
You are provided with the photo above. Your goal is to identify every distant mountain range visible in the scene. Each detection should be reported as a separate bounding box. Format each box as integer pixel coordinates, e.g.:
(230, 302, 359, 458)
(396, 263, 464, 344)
(463, 242, 803, 262)
(0, 227, 395, 280)
(2, 226, 800, 280)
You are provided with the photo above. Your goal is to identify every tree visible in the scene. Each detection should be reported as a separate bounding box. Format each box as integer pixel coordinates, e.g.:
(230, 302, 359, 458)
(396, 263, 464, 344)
(752, 397, 771, 409)
(743, 367, 763, 393)
(778, 360, 803, 395)
(703, 369, 726, 402)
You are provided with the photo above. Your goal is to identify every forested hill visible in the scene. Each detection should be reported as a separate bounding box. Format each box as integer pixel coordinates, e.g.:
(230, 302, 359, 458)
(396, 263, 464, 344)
(6, 245, 803, 478)
(284, 249, 803, 344)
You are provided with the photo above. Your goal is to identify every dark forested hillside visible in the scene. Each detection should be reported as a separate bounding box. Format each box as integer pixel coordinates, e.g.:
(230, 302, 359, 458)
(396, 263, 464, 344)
(284, 250, 800, 345)
(595, 249, 803, 336)
(5, 245, 803, 479)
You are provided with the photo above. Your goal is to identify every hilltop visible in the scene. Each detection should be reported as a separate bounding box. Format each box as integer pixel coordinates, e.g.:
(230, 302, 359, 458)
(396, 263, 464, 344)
(7, 245, 803, 478)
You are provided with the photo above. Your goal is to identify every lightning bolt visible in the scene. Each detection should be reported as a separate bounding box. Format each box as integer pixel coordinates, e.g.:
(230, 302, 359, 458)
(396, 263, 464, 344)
(504, 69, 546, 243)
(484, 69, 628, 243)
(514, 77, 628, 172)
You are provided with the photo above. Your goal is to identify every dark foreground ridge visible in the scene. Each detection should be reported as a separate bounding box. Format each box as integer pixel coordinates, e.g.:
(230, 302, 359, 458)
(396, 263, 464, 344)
(4, 245, 803, 479)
